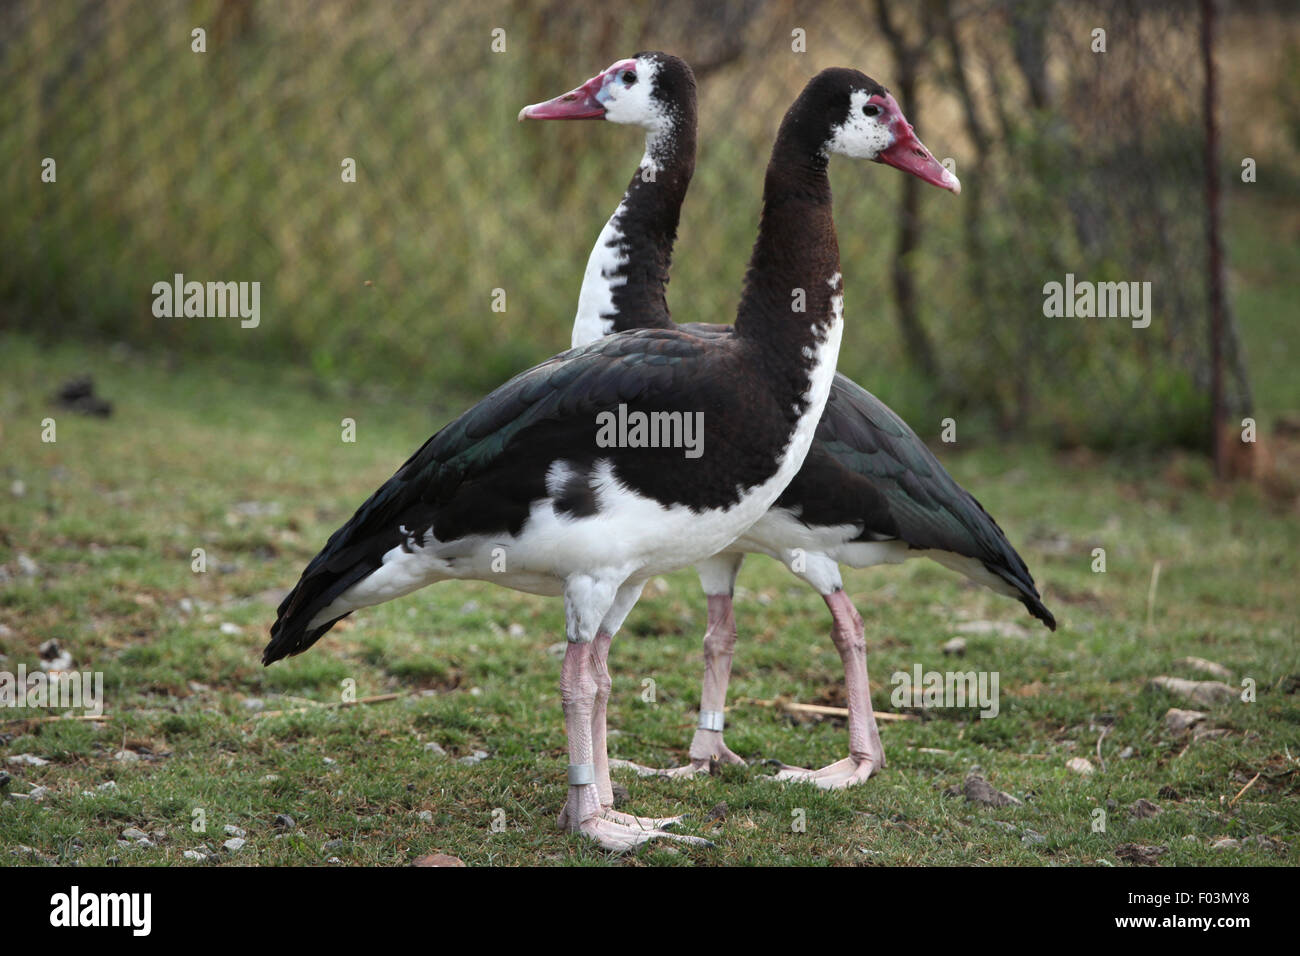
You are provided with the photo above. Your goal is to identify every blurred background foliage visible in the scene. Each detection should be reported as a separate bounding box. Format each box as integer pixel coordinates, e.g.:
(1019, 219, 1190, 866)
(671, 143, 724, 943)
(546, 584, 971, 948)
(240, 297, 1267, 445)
(2, 0, 1297, 448)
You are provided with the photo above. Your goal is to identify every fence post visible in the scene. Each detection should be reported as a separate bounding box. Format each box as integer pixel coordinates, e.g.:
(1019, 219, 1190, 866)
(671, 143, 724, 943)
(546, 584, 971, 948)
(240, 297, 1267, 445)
(1202, 0, 1226, 478)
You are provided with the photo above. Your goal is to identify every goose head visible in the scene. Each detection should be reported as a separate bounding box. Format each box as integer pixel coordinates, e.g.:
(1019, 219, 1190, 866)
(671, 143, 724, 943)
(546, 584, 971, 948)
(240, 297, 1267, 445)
(517, 52, 694, 135)
(787, 67, 960, 194)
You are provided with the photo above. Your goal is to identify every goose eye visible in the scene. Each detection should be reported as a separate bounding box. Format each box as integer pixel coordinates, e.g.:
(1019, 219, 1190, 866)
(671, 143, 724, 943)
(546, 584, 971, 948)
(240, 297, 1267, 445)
(863, 104, 880, 118)
(622, 70, 637, 85)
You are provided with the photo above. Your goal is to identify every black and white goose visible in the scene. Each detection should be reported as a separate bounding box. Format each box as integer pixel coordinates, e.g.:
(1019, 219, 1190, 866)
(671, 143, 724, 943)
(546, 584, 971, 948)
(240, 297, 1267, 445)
(521, 53, 1053, 789)
(266, 66, 939, 849)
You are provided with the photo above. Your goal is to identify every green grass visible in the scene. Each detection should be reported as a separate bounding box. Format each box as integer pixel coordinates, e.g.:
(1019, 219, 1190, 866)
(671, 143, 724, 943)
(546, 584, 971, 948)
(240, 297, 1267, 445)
(1, 334, 1296, 866)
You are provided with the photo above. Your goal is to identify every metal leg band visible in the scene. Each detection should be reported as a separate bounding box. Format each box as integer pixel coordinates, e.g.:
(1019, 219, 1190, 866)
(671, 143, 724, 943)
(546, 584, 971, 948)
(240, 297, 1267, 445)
(698, 710, 725, 732)
(567, 763, 596, 786)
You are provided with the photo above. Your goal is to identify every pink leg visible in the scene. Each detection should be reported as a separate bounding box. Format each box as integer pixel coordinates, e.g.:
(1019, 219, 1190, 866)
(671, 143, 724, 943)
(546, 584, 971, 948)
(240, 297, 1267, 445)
(590, 630, 615, 808)
(773, 590, 885, 789)
(556, 641, 603, 833)
(590, 629, 686, 829)
(688, 595, 746, 766)
(613, 593, 746, 778)
(557, 639, 708, 851)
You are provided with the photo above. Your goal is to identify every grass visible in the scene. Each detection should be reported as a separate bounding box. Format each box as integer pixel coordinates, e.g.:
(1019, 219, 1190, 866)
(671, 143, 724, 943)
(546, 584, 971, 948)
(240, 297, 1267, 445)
(1, 333, 1296, 866)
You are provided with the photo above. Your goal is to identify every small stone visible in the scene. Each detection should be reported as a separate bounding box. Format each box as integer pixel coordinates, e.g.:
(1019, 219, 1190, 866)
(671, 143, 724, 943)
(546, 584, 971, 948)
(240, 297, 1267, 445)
(412, 853, 465, 867)
(96, 780, 118, 791)
(7, 753, 50, 767)
(322, 756, 336, 765)
(223, 837, 246, 852)
(1066, 757, 1095, 776)
(458, 601, 480, 614)
(219, 622, 242, 635)
(507, 622, 526, 637)
(423, 742, 447, 756)
(113, 749, 140, 763)
(121, 827, 148, 841)
(1242, 835, 1285, 852)
(1115, 843, 1167, 865)
(1175, 657, 1233, 680)
(416, 810, 434, 823)
(458, 750, 489, 766)
(273, 814, 295, 830)
(10, 479, 25, 497)
(1164, 708, 1208, 735)
(962, 772, 1023, 807)
(27, 785, 49, 801)
(183, 849, 207, 861)
(41, 651, 74, 672)
(261, 774, 280, 783)
(16, 554, 39, 577)
(1021, 829, 1046, 845)
(321, 840, 344, 852)
(1150, 676, 1235, 707)
(1118, 746, 1135, 759)
(1129, 799, 1162, 818)
(223, 825, 246, 838)
(1210, 837, 1240, 851)
(326, 856, 343, 865)
(942, 637, 967, 656)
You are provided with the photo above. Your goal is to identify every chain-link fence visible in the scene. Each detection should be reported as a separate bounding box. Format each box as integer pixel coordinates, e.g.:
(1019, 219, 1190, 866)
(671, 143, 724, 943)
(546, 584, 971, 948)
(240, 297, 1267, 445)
(3, 0, 1291, 446)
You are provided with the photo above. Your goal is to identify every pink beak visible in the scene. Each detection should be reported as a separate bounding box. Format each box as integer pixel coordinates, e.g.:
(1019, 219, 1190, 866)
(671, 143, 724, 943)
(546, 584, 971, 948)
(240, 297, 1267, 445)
(876, 94, 961, 194)
(518, 72, 607, 121)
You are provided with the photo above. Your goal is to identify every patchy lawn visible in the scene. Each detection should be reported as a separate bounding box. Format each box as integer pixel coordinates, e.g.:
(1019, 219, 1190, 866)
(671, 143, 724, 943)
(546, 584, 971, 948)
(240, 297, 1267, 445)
(1, 335, 1296, 866)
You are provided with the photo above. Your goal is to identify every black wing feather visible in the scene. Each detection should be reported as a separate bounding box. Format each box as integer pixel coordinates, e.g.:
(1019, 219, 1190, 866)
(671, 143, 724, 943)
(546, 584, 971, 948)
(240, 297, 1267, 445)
(779, 374, 1056, 630)
(266, 330, 768, 664)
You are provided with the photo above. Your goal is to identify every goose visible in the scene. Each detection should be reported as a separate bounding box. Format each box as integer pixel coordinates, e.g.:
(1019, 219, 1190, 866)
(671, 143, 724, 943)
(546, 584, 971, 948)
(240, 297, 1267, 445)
(266, 65, 960, 853)
(266, 65, 967, 853)
(521, 53, 1053, 790)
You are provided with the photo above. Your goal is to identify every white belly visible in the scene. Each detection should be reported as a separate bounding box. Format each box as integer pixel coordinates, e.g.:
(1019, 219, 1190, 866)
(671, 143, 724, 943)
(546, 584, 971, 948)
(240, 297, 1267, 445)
(313, 294, 845, 628)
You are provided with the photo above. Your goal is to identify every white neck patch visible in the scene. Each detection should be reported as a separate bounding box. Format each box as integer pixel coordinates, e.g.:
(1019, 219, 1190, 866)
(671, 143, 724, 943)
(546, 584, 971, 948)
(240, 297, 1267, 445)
(571, 58, 678, 348)
(826, 90, 893, 160)
(600, 56, 667, 132)
(571, 199, 629, 348)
